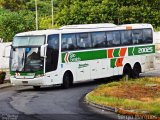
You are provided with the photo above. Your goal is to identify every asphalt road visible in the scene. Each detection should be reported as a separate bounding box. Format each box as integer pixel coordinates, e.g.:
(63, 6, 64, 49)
(0, 68, 160, 120)
(0, 79, 120, 120)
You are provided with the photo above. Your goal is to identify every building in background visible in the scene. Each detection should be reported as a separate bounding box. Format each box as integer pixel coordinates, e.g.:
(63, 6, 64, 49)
(0, 42, 11, 69)
(155, 32, 160, 44)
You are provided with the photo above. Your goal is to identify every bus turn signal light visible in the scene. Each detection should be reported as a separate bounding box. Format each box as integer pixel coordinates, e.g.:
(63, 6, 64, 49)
(126, 26, 132, 30)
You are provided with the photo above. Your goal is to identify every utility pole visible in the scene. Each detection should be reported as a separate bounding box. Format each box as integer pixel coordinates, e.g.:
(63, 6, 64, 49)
(35, 0, 38, 30)
(51, 0, 54, 28)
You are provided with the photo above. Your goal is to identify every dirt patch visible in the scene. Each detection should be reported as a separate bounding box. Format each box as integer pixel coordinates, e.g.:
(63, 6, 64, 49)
(87, 77, 160, 117)
(104, 84, 160, 102)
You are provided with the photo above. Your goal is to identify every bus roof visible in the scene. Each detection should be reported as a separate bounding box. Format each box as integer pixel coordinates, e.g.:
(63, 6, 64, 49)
(119, 24, 153, 29)
(15, 29, 59, 36)
(15, 23, 153, 36)
(60, 23, 116, 29)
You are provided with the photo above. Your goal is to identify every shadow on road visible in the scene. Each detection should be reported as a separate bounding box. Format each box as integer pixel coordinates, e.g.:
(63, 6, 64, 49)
(15, 76, 121, 92)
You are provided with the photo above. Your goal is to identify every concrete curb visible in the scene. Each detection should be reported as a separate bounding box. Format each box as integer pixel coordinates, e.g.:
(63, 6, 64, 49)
(85, 93, 117, 113)
(85, 92, 160, 120)
(0, 83, 12, 89)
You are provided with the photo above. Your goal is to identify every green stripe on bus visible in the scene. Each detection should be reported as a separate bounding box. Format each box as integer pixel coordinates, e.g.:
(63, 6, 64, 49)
(128, 45, 155, 56)
(62, 50, 107, 63)
(62, 45, 155, 63)
(128, 47, 134, 56)
(61, 53, 66, 63)
(113, 48, 120, 57)
(111, 58, 116, 68)
(91, 50, 107, 59)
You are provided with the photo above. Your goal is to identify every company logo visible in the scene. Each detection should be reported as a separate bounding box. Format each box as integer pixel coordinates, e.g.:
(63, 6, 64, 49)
(69, 53, 81, 62)
(78, 63, 89, 68)
(138, 47, 153, 54)
(64, 52, 69, 63)
(64, 53, 81, 63)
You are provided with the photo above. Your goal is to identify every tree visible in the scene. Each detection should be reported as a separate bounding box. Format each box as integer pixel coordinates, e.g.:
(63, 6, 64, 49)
(0, 10, 35, 42)
(26, 0, 52, 16)
(39, 16, 52, 29)
(0, 0, 160, 35)
(54, 0, 118, 25)
(0, 0, 27, 11)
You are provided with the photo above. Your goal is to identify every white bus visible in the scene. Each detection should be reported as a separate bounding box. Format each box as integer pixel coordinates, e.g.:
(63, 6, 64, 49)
(4, 23, 155, 89)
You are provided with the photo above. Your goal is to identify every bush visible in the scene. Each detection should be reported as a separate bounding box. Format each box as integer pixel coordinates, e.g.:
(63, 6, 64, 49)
(0, 71, 6, 84)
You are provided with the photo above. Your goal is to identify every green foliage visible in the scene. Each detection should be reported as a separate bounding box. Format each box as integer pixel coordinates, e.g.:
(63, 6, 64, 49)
(54, 0, 160, 28)
(155, 27, 160, 32)
(54, 0, 118, 25)
(0, 10, 35, 42)
(39, 16, 52, 29)
(26, 0, 52, 16)
(0, 0, 160, 41)
(0, 0, 27, 11)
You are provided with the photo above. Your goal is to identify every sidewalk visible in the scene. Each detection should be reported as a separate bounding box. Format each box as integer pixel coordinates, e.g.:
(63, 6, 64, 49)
(0, 82, 12, 89)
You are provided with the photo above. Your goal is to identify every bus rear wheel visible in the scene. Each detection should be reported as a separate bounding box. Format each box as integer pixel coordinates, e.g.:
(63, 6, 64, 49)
(123, 65, 132, 79)
(132, 64, 141, 78)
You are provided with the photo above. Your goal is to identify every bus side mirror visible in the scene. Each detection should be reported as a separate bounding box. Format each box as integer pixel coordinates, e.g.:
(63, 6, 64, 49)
(40, 44, 48, 57)
(3, 45, 11, 58)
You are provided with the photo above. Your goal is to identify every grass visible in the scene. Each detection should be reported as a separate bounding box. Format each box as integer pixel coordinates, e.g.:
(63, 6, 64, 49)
(86, 77, 160, 117)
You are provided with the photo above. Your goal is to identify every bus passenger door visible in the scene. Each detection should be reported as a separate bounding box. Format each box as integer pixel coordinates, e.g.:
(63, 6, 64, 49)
(45, 34, 60, 84)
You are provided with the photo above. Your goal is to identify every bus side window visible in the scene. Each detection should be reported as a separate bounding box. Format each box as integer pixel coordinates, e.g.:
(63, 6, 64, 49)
(106, 31, 120, 47)
(143, 29, 153, 43)
(120, 30, 132, 45)
(113, 31, 120, 46)
(77, 33, 92, 49)
(48, 35, 59, 51)
(91, 32, 106, 48)
(106, 32, 114, 47)
(61, 34, 77, 51)
(132, 30, 143, 44)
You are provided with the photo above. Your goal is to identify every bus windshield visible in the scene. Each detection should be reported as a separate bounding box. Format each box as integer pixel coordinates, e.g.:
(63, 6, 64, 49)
(10, 47, 43, 72)
(12, 36, 45, 47)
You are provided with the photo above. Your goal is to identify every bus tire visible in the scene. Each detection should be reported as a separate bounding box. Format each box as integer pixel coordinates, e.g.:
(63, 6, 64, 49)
(132, 64, 141, 78)
(33, 86, 41, 90)
(62, 72, 71, 89)
(123, 65, 132, 79)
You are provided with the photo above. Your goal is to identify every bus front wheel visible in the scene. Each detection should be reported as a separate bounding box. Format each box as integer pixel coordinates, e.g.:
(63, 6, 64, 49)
(62, 73, 71, 89)
(33, 86, 41, 90)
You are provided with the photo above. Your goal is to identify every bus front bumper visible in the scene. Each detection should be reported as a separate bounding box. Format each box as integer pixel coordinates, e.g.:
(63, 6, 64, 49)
(10, 77, 45, 86)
